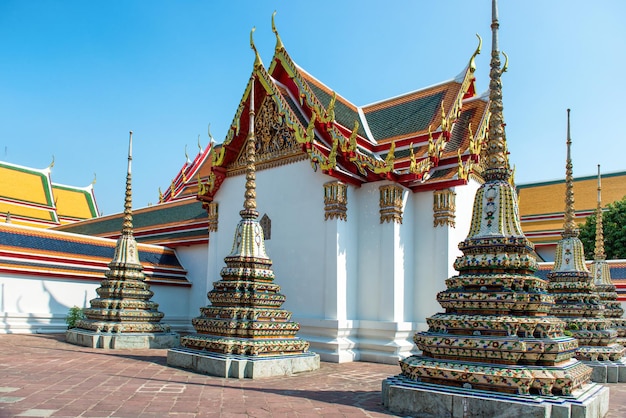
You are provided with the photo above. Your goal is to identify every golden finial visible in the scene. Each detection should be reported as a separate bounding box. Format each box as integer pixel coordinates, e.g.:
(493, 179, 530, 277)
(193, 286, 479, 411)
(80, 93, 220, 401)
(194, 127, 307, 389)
(121, 131, 134, 236)
(385, 141, 396, 166)
(240, 68, 259, 219)
(158, 187, 163, 203)
(48, 155, 55, 169)
(469, 34, 482, 73)
(184, 144, 190, 163)
(562, 109, 578, 237)
(483, 0, 511, 181)
(91, 173, 97, 186)
(271, 11, 284, 50)
(197, 135, 202, 154)
(250, 27, 262, 68)
(501, 51, 509, 73)
(208, 123, 215, 144)
(594, 164, 606, 260)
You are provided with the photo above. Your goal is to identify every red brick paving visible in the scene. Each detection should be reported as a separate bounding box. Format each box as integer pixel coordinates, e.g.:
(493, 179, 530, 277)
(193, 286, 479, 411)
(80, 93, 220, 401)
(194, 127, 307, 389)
(0, 334, 623, 417)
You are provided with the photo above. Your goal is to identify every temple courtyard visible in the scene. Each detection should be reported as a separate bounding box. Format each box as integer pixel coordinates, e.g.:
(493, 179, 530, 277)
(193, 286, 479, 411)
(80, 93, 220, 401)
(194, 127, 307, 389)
(0, 334, 623, 418)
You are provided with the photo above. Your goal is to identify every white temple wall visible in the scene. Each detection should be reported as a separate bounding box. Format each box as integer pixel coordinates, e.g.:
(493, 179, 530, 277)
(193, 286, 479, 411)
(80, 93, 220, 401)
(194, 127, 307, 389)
(174, 244, 209, 329)
(0, 274, 97, 333)
(209, 160, 330, 319)
(0, 271, 194, 334)
(412, 189, 440, 329)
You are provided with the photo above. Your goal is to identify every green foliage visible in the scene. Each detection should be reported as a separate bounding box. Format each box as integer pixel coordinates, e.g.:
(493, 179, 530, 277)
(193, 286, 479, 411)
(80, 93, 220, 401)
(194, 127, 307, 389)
(65, 306, 85, 329)
(579, 196, 626, 260)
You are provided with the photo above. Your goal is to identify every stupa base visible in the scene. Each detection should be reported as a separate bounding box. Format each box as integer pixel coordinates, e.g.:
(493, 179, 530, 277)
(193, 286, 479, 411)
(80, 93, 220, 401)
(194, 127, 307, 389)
(382, 375, 609, 418)
(167, 347, 320, 378)
(65, 328, 179, 349)
(585, 358, 626, 383)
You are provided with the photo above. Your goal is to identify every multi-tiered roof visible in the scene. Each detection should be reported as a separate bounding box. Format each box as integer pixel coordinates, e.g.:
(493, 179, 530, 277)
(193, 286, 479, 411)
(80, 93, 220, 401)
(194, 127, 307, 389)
(153, 13, 490, 208)
(397, 1, 591, 396)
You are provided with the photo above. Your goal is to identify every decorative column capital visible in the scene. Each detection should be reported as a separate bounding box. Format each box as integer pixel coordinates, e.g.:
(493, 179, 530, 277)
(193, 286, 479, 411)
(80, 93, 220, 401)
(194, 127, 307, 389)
(323, 181, 348, 221)
(433, 189, 456, 227)
(379, 184, 404, 224)
(207, 202, 219, 233)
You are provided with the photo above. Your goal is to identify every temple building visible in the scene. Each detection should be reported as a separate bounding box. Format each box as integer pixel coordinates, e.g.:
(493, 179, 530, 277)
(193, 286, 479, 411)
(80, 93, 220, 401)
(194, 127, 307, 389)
(0, 160, 99, 228)
(50, 13, 491, 363)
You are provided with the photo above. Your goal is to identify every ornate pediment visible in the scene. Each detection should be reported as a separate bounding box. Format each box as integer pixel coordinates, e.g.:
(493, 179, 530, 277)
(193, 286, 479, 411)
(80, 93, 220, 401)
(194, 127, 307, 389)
(227, 95, 306, 176)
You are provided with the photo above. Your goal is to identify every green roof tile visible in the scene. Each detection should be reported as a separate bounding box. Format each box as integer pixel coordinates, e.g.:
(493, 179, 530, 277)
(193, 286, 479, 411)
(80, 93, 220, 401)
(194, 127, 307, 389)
(365, 91, 444, 140)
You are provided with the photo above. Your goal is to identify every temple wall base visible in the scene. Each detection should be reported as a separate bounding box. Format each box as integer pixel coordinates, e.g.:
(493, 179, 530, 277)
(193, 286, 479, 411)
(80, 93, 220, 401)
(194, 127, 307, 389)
(297, 319, 417, 364)
(382, 376, 609, 418)
(65, 329, 180, 349)
(585, 358, 626, 383)
(167, 348, 320, 378)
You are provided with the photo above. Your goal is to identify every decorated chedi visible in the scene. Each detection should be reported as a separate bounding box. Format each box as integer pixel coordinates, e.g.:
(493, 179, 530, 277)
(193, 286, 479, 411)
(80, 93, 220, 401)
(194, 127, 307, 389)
(382, 3, 604, 416)
(66, 132, 178, 349)
(167, 35, 319, 377)
(590, 165, 626, 344)
(547, 111, 624, 366)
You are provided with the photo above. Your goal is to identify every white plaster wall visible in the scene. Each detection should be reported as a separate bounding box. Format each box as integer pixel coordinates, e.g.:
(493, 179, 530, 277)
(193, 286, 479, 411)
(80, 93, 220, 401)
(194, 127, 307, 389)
(174, 244, 209, 326)
(0, 272, 195, 333)
(0, 274, 96, 333)
(210, 160, 329, 320)
(355, 182, 384, 321)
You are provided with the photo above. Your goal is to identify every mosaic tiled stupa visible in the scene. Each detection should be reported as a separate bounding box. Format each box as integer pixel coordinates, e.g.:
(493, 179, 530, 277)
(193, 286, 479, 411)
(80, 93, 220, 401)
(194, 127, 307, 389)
(383, 1, 609, 416)
(167, 42, 319, 377)
(66, 132, 178, 349)
(547, 112, 624, 365)
(590, 165, 626, 344)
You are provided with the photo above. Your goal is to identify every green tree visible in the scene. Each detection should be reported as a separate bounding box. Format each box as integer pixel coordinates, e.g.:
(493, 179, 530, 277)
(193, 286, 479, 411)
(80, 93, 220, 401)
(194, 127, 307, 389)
(579, 196, 626, 260)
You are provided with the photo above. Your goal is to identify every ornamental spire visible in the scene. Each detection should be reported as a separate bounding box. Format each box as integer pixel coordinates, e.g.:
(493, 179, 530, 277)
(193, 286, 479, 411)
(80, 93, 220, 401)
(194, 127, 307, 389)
(122, 131, 134, 236)
(483, 0, 511, 181)
(594, 164, 606, 260)
(562, 109, 578, 238)
(240, 58, 259, 220)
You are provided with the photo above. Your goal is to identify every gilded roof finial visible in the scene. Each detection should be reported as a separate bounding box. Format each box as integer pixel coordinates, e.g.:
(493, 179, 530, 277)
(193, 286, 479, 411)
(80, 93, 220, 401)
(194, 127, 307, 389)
(469, 34, 482, 73)
(122, 131, 134, 236)
(562, 109, 578, 238)
(272, 11, 284, 51)
(197, 135, 202, 154)
(240, 67, 258, 220)
(49, 155, 55, 169)
(483, 0, 510, 181)
(594, 164, 606, 260)
(250, 27, 262, 68)
(91, 173, 97, 186)
(208, 123, 215, 145)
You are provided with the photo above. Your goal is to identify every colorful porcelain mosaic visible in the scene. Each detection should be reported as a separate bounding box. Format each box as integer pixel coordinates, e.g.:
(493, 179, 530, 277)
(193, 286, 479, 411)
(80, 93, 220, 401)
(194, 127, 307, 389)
(399, 20, 593, 396)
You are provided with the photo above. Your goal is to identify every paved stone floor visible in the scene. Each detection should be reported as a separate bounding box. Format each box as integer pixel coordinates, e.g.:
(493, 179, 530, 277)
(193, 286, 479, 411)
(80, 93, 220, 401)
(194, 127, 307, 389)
(0, 334, 624, 418)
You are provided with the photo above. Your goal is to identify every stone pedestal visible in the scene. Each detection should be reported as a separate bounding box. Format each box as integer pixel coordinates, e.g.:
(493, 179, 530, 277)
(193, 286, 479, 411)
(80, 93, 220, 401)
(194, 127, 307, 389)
(382, 375, 609, 418)
(167, 348, 319, 378)
(586, 358, 626, 383)
(66, 329, 179, 349)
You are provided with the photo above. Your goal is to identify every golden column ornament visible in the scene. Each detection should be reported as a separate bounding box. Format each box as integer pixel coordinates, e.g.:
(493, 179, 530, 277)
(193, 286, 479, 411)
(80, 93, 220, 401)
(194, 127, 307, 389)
(379, 184, 404, 224)
(207, 202, 218, 233)
(433, 189, 456, 227)
(323, 180, 348, 221)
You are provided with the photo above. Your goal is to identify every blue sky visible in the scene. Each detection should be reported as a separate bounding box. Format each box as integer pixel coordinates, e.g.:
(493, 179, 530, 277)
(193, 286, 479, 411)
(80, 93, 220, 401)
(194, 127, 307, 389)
(1, 1, 625, 216)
